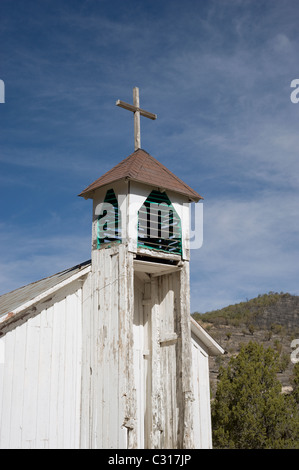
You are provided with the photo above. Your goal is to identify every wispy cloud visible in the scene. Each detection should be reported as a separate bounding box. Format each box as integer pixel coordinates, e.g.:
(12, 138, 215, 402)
(0, 222, 91, 295)
(191, 190, 299, 312)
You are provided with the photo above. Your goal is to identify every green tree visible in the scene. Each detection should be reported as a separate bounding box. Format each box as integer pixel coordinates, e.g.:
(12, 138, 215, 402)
(211, 341, 299, 449)
(292, 362, 299, 405)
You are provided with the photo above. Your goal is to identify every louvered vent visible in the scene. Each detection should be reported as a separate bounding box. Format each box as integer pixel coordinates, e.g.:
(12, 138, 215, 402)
(137, 190, 182, 255)
(97, 189, 121, 248)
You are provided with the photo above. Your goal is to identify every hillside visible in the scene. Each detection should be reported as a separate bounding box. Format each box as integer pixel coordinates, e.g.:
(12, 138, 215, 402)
(192, 292, 299, 395)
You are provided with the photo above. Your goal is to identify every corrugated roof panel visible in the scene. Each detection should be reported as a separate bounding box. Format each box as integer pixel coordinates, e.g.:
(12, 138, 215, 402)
(0, 260, 91, 318)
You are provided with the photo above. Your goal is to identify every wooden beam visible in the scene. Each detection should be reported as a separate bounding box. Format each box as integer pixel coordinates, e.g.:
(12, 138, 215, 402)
(116, 100, 157, 120)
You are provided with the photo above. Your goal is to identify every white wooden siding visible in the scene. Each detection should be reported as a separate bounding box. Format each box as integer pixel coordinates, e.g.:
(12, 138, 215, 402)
(81, 244, 135, 449)
(191, 334, 212, 449)
(0, 282, 83, 449)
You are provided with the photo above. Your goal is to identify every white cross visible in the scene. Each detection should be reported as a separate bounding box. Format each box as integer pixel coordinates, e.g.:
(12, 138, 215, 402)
(116, 87, 157, 150)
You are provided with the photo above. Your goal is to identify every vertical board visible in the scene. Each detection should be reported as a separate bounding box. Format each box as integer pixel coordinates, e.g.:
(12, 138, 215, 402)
(0, 338, 4, 434)
(150, 276, 163, 449)
(158, 271, 182, 448)
(35, 306, 53, 448)
(191, 335, 212, 449)
(94, 248, 120, 448)
(179, 262, 194, 448)
(160, 273, 176, 448)
(133, 274, 145, 448)
(8, 326, 26, 448)
(80, 273, 92, 448)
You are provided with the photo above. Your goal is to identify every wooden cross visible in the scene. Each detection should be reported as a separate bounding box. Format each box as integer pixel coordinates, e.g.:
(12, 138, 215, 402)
(116, 87, 157, 150)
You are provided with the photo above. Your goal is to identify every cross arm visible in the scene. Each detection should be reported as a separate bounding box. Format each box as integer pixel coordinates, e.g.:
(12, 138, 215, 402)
(116, 99, 157, 120)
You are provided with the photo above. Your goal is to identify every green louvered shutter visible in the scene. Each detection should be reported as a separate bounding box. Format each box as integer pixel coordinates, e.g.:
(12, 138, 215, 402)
(137, 190, 182, 255)
(97, 189, 121, 248)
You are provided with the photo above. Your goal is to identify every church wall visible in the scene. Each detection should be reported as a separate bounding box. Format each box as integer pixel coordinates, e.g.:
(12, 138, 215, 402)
(0, 281, 83, 449)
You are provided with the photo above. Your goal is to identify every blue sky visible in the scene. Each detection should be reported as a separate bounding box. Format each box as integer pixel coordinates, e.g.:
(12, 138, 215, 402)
(1, 0, 299, 313)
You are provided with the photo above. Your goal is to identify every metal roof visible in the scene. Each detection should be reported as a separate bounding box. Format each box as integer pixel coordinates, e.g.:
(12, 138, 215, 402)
(190, 317, 225, 356)
(0, 260, 91, 319)
(79, 148, 203, 202)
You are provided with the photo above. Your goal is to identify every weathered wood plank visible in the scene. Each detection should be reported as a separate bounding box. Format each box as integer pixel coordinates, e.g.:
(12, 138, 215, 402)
(192, 336, 212, 448)
(22, 313, 41, 447)
(150, 276, 163, 448)
(9, 325, 26, 448)
(35, 306, 52, 448)
(116, 100, 157, 120)
(48, 300, 61, 448)
(80, 274, 92, 448)
(0, 331, 13, 447)
(108, 250, 120, 448)
(179, 262, 194, 449)
(119, 245, 136, 448)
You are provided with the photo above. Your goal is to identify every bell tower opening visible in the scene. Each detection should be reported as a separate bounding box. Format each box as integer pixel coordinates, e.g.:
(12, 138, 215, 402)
(97, 188, 121, 248)
(137, 190, 182, 256)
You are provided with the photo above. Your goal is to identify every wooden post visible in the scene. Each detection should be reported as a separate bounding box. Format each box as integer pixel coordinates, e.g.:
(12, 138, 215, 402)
(133, 87, 141, 150)
(180, 262, 194, 449)
(118, 245, 137, 448)
(150, 276, 163, 448)
(84, 244, 137, 449)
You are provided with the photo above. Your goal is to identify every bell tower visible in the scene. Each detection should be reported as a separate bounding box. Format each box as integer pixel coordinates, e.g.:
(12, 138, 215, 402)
(79, 89, 202, 449)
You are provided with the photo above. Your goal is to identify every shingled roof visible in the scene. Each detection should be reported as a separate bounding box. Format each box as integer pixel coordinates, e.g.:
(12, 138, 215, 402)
(79, 148, 203, 202)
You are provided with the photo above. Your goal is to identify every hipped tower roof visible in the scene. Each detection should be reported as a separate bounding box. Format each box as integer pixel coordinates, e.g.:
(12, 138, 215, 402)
(79, 148, 202, 202)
